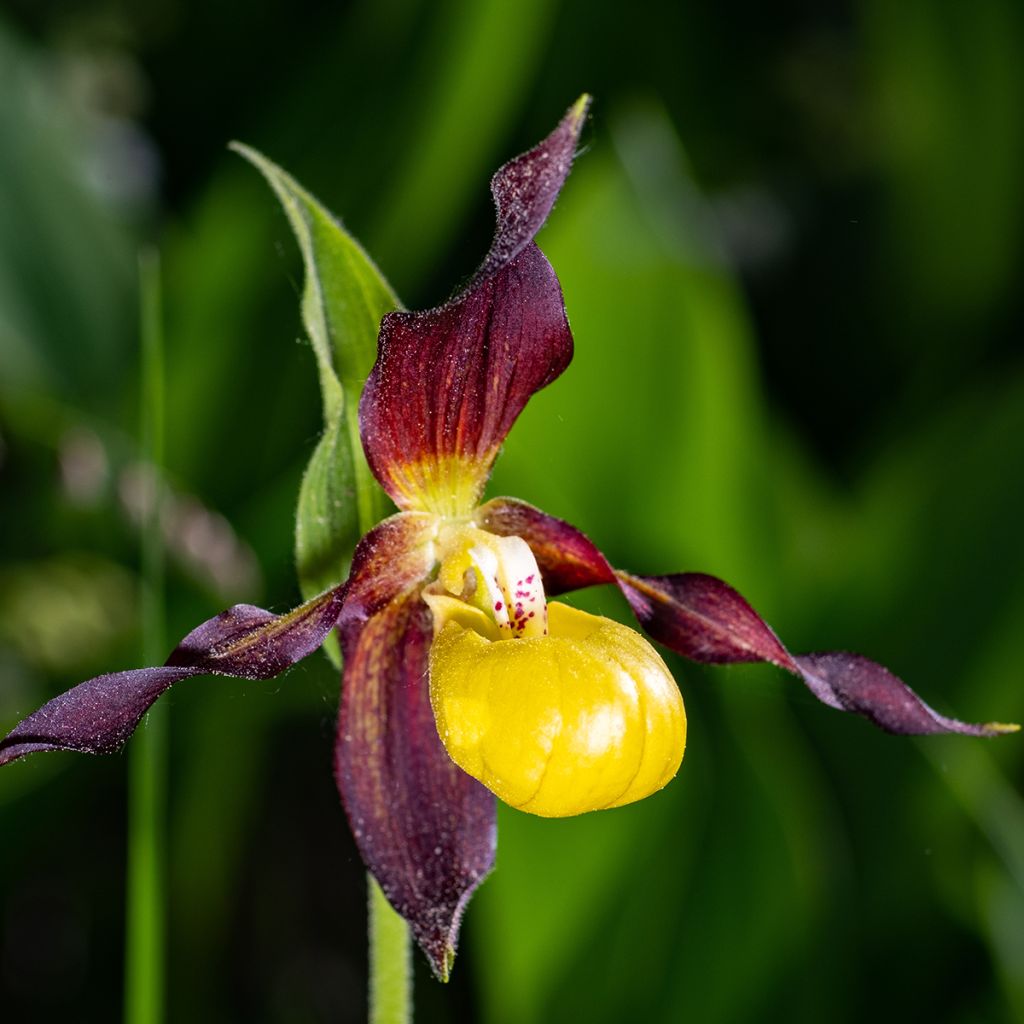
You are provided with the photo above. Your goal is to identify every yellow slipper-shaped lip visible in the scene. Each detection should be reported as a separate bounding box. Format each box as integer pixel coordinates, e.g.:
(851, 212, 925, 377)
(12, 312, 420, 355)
(429, 600, 686, 817)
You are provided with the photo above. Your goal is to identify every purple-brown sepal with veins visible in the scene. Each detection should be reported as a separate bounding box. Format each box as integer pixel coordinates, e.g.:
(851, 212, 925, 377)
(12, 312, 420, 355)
(334, 510, 495, 980)
(476, 94, 592, 280)
(359, 99, 590, 515)
(335, 592, 495, 981)
(615, 571, 792, 667)
(794, 652, 1016, 736)
(339, 512, 440, 624)
(617, 571, 1014, 737)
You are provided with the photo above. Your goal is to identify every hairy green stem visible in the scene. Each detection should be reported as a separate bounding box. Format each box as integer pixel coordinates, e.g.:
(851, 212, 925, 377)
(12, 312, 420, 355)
(125, 248, 167, 1024)
(369, 877, 413, 1024)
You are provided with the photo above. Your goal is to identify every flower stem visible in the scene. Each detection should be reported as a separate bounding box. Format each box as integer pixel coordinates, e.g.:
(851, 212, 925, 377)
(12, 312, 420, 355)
(125, 248, 167, 1024)
(368, 877, 413, 1024)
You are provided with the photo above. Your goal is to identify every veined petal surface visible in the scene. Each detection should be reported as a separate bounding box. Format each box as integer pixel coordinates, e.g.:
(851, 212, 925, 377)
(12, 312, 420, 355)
(359, 99, 589, 516)
(793, 652, 1019, 736)
(334, 509, 495, 979)
(615, 572, 791, 668)
(338, 511, 440, 624)
(479, 498, 1014, 738)
(335, 590, 496, 980)
(618, 571, 1016, 737)
(0, 587, 346, 768)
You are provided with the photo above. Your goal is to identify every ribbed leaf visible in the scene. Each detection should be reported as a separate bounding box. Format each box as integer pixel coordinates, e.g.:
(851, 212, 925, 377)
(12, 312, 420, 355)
(294, 415, 356, 665)
(232, 144, 401, 648)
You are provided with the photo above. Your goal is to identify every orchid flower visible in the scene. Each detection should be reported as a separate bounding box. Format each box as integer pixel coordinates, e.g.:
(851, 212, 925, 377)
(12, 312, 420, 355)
(1, 97, 1016, 982)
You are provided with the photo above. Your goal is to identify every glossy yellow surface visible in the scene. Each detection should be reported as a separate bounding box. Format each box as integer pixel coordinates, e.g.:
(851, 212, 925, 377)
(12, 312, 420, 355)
(429, 601, 686, 817)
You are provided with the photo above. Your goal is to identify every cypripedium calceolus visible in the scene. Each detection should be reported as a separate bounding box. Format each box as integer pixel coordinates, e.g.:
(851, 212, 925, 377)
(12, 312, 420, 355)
(1, 98, 1017, 981)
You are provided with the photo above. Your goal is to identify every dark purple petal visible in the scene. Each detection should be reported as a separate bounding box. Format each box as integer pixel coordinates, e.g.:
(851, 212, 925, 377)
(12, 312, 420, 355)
(0, 587, 346, 768)
(477, 95, 591, 280)
(335, 590, 495, 980)
(336, 513, 495, 977)
(615, 571, 794, 669)
(359, 99, 590, 516)
(167, 588, 346, 676)
(795, 653, 1018, 736)
(475, 497, 614, 594)
(0, 666, 194, 767)
(615, 570, 1015, 738)
(475, 505, 1014, 737)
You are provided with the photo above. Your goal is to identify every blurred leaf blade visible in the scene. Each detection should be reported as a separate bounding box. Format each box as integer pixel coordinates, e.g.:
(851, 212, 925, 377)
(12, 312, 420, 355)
(0, 25, 135, 408)
(368, 0, 561, 286)
(866, 0, 1024, 328)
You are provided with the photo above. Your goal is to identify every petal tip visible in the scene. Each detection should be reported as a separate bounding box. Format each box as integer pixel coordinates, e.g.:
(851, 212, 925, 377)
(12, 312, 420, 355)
(986, 721, 1020, 735)
(413, 919, 461, 982)
(569, 93, 592, 127)
(432, 942, 457, 984)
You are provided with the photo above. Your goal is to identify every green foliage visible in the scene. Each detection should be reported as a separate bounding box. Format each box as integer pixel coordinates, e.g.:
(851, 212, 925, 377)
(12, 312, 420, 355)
(294, 415, 358, 596)
(230, 144, 399, 408)
(233, 144, 399, 662)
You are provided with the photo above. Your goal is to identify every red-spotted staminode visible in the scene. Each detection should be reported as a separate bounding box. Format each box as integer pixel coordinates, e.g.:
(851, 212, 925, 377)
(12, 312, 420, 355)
(1, 97, 1016, 981)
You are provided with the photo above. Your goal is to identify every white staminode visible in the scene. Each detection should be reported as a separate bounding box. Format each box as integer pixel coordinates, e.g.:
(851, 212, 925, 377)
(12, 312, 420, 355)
(430, 525, 548, 639)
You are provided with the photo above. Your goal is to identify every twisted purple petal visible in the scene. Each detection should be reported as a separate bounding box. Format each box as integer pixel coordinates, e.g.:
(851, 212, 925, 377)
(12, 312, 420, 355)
(0, 587, 346, 768)
(479, 498, 1015, 738)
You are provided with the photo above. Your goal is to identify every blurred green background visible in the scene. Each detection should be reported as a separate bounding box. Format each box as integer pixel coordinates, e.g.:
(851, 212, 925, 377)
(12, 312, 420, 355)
(1, 0, 1023, 1021)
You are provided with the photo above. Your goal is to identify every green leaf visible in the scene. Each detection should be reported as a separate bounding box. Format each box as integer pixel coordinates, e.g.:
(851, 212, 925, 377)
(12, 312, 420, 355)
(294, 412, 357, 665)
(230, 142, 400, 413)
(231, 143, 401, 663)
(295, 413, 357, 595)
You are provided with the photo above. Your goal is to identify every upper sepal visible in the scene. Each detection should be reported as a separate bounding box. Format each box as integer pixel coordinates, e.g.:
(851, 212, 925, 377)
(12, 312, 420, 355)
(359, 99, 589, 517)
(0, 587, 346, 768)
(477, 94, 591, 280)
